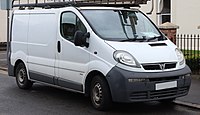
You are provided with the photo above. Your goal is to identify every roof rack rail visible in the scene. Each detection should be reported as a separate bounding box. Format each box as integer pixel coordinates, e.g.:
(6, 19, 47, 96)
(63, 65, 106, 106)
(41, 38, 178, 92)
(12, 0, 150, 9)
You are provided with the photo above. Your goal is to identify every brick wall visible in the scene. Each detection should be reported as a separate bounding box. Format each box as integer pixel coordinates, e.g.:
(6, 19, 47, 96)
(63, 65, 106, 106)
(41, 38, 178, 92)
(158, 22, 179, 44)
(160, 29, 177, 44)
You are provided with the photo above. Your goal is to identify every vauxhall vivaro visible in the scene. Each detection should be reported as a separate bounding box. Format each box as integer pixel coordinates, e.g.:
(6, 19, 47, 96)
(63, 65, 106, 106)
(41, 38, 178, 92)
(8, 1, 191, 110)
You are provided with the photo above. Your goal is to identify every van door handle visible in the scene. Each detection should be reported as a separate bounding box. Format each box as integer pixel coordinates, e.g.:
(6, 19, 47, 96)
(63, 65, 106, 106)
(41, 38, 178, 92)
(57, 41, 61, 53)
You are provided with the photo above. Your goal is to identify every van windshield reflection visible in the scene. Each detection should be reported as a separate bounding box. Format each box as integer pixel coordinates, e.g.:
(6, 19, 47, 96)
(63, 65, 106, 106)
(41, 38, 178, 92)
(81, 10, 164, 42)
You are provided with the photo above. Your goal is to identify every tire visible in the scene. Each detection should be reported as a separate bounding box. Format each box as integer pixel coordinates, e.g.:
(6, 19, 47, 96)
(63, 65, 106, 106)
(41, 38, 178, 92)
(15, 63, 33, 89)
(90, 75, 112, 111)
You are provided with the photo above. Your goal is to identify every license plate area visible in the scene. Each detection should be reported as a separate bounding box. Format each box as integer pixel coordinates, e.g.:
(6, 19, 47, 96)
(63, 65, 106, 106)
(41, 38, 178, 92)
(155, 81, 177, 90)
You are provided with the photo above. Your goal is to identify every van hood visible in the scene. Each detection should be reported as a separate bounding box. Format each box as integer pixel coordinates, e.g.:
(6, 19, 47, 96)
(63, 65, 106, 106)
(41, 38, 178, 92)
(105, 40, 178, 64)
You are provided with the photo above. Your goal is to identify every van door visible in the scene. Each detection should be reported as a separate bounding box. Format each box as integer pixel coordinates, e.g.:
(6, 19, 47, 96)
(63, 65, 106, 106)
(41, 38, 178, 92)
(56, 11, 90, 92)
(27, 13, 57, 84)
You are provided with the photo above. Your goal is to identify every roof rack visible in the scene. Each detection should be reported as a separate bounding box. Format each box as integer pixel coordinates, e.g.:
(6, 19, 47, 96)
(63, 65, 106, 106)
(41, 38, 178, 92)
(12, 0, 150, 9)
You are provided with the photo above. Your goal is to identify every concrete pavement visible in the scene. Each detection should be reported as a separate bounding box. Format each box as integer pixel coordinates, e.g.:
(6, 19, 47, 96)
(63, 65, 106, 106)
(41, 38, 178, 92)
(0, 50, 200, 110)
(175, 78, 200, 109)
(0, 51, 7, 71)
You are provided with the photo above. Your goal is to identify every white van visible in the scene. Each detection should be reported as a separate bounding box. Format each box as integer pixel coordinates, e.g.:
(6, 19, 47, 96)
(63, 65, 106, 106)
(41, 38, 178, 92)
(8, 2, 191, 110)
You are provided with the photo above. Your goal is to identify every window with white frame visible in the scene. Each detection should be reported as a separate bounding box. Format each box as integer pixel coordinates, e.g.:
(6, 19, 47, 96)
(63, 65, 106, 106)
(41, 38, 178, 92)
(159, 0, 171, 24)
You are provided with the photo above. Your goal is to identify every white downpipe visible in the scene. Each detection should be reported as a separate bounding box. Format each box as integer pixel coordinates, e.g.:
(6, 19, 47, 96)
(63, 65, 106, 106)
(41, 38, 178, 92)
(156, 0, 163, 25)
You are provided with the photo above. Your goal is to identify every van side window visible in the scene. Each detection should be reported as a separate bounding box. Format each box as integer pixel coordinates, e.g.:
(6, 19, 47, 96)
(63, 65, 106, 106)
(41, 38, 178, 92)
(61, 12, 87, 42)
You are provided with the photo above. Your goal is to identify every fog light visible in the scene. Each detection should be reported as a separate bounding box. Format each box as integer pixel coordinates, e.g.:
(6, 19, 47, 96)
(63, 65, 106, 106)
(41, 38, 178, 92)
(180, 76, 185, 79)
(184, 74, 191, 79)
(185, 74, 191, 77)
(128, 78, 146, 82)
(180, 74, 191, 79)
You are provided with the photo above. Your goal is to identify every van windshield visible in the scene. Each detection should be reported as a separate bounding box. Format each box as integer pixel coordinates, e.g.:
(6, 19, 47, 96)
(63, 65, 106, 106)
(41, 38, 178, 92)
(81, 10, 164, 42)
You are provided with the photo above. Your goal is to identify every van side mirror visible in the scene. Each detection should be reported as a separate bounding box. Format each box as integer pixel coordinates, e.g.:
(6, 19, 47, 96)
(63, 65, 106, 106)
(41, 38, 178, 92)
(74, 31, 90, 48)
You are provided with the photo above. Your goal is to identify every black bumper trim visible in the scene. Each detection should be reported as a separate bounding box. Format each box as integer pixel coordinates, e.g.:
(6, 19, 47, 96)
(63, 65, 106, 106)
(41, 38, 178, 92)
(106, 65, 191, 103)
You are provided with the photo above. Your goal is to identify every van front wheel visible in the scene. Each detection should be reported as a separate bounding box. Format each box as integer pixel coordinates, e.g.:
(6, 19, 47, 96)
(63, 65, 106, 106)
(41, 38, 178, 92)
(90, 75, 112, 111)
(15, 63, 33, 89)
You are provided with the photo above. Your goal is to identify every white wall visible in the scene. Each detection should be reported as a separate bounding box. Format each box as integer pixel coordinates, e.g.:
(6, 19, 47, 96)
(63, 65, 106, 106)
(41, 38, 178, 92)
(172, 0, 200, 34)
(140, 0, 158, 25)
(140, 0, 200, 35)
(0, 10, 7, 42)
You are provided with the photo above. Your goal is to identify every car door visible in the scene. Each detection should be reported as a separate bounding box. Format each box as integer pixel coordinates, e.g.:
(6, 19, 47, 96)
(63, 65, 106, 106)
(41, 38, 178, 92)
(56, 11, 90, 92)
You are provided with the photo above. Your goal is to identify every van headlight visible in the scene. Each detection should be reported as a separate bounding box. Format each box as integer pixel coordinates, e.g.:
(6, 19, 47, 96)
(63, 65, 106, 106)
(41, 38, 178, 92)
(113, 50, 140, 67)
(175, 48, 185, 65)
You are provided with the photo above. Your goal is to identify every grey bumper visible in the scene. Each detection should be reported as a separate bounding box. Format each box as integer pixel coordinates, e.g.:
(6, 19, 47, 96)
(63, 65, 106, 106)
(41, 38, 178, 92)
(106, 65, 191, 103)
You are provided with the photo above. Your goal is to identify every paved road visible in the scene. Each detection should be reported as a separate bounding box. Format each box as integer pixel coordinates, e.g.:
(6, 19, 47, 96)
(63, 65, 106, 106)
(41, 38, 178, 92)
(0, 72, 199, 115)
(0, 51, 7, 68)
(0, 51, 6, 58)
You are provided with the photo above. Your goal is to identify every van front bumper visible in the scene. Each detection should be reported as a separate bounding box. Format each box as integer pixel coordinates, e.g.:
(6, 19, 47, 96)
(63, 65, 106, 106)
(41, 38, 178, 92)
(106, 65, 191, 103)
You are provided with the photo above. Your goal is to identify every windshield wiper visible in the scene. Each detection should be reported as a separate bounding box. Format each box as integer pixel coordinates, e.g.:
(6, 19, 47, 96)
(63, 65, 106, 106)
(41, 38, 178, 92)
(120, 36, 163, 42)
(147, 36, 162, 42)
(120, 38, 138, 42)
(120, 37, 147, 42)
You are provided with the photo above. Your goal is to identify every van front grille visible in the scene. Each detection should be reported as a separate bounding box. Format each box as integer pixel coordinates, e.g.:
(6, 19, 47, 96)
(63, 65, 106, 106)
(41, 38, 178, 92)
(149, 76, 180, 82)
(130, 87, 189, 100)
(142, 62, 177, 70)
